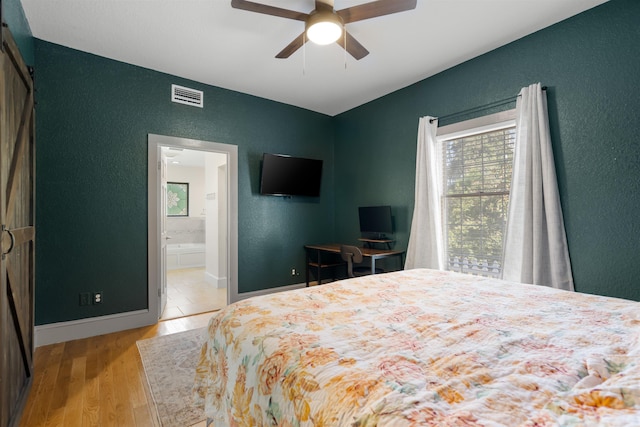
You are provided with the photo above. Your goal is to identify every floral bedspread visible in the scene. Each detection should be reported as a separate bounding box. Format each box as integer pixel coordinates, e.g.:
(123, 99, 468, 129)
(193, 268, 640, 426)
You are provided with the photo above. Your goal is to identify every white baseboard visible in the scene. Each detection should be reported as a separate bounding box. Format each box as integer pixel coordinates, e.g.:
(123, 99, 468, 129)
(35, 282, 308, 346)
(34, 309, 157, 347)
(204, 271, 227, 288)
(236, 282, 306, 301)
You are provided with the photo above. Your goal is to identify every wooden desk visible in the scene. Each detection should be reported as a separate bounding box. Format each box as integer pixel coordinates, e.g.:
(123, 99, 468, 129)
(358, 237, 395, 249)
(304, 243, 405, 286)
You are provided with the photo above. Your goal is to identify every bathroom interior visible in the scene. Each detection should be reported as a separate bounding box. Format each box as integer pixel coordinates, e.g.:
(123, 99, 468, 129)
(161, 146, 228, 320)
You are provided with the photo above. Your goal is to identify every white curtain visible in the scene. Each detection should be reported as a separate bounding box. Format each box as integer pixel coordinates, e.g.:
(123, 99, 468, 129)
(501, 83, 574, 291)
(405, 116, 444, 270)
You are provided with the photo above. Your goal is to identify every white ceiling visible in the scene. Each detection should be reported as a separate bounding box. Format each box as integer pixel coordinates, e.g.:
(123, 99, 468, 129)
(162, 147, 207, 167)
(21, 0, 607, 116)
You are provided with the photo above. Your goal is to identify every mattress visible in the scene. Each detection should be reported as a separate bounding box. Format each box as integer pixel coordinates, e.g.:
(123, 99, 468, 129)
(194, 268, 640, 426)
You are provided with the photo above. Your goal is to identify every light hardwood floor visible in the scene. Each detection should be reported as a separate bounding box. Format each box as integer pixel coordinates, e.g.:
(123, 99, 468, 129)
(18, 312, 214, 427)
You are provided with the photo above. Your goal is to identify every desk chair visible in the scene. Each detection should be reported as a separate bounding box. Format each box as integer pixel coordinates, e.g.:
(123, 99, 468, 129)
(340, 245, 384, 278)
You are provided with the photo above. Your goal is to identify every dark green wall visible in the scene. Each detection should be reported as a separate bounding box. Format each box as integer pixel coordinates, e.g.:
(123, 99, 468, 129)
(4, 0, 34, 64)
(334, 0, 640, 301)
(34, 41, 335, 325)
(25, 0, 640, 326)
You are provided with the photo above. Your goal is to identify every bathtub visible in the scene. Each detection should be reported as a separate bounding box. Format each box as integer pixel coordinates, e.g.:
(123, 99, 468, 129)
(166, 243, 206, 270)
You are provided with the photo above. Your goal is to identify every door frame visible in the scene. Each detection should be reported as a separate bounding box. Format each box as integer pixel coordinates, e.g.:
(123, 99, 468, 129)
(147, 134, 238, 320)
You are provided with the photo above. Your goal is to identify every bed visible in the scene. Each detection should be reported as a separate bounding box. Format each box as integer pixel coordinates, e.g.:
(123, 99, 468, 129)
(193, 268, 640, 426)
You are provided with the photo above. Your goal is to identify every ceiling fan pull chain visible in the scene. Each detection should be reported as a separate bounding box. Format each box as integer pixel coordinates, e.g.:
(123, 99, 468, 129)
(344, 30, 347, 70)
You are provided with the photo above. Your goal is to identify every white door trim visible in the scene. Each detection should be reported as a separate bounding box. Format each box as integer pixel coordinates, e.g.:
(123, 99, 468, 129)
(148, 134, 239, 322)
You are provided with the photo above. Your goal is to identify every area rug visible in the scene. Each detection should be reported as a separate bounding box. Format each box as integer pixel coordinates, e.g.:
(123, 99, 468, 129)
(137, 327, 207, 427)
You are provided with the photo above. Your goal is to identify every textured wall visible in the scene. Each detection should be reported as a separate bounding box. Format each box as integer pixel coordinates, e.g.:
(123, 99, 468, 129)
(34, 41, 335, 325)
(28, 0, 640, 327)
(334, 0, 640, 301)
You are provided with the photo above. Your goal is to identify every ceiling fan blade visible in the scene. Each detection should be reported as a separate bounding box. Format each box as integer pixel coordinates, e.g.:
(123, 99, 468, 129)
(275, 32, 308, 58)
(336, 31, 369, 60)
(231, 0, 308, 21)
(337, 0, 417, 24)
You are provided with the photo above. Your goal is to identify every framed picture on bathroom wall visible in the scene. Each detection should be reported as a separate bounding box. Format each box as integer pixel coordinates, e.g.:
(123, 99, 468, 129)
(167, 182, 189, 217)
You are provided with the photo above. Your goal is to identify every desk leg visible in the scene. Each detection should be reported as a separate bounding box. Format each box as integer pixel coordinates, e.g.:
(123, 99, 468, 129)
(305, 249, 310, 287)
(316, 250, 322, 285)
(371, 258, 376, 275)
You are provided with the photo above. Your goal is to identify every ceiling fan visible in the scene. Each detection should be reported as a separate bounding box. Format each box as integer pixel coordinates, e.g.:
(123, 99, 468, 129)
(231, 0, 418, 60)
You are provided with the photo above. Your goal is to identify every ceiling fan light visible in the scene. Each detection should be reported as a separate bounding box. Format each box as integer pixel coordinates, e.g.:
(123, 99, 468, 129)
(306, 10, 343, 45)
(307, 21, 342, 45)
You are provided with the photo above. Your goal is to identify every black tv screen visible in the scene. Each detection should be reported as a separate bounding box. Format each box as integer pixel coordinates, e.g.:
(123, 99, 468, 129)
(260, 153, 323, 197)
(359, 206, 393, 236)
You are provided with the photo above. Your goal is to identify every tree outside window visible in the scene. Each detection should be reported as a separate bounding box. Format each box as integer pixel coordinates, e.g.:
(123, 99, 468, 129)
(441, 126, 515, 277)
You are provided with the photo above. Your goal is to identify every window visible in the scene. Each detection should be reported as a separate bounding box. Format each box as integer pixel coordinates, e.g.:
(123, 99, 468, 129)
(437, 111, 516, 277)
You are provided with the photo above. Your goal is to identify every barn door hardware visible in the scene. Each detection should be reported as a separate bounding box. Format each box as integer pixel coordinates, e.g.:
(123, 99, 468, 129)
(2, 224, 15, 260)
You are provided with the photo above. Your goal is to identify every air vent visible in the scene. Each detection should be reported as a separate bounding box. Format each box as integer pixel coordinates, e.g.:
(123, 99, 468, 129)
(171, 84, 203, 108)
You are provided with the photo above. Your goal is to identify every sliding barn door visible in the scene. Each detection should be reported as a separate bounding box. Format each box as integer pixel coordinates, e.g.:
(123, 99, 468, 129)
(0, 26, 36, 427)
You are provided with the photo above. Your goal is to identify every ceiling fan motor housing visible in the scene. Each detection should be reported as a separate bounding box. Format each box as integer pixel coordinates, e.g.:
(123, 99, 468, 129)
(306, 8, 344, 45)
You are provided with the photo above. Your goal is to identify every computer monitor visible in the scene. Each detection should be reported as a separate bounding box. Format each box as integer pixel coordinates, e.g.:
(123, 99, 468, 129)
(358, 206, 393, 239)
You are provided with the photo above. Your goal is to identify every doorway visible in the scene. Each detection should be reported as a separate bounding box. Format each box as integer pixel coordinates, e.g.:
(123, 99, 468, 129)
(148, 134, 238, 321)
(161, 147, 227, 319)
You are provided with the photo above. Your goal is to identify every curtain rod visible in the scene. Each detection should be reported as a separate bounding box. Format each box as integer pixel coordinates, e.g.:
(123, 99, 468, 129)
(429, 86, 547, 124)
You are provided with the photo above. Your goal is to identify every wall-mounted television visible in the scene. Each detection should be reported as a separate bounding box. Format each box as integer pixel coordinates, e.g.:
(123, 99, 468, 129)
(359, 205, 393, 238)
(259, 153, 323, 197)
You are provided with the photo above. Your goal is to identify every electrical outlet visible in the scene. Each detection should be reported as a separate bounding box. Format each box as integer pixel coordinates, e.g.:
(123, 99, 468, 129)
(79, 292, 91, 306)
(291, 268, 299, 276)
(93, 291, 103, 304)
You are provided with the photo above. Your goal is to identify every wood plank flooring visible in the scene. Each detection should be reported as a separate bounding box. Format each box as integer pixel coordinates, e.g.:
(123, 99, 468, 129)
(18, 312, 214, 427)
